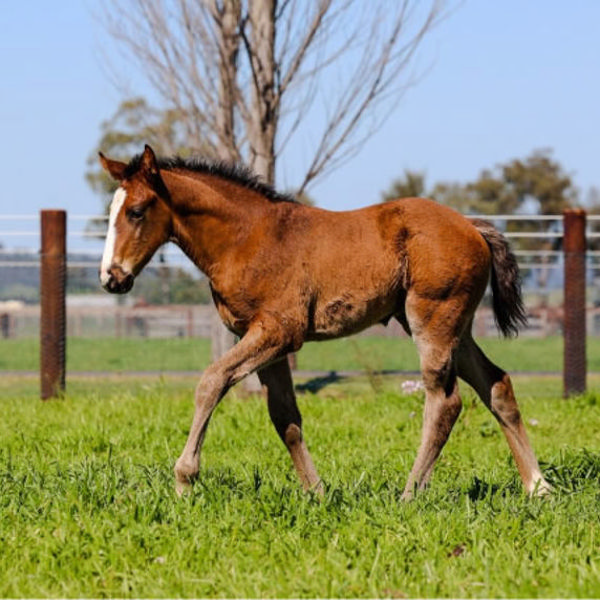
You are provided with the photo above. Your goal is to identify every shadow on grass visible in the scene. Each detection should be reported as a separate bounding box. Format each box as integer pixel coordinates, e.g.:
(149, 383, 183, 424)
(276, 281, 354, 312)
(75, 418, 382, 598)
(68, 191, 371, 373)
(296, 371, 346, 394)
(467, 477, 504, 502)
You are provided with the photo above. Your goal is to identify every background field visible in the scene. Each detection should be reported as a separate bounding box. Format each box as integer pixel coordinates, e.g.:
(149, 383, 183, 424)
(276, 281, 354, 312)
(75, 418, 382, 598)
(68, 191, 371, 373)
(1, 367, 599, 597)
(3, 335, 600, 373)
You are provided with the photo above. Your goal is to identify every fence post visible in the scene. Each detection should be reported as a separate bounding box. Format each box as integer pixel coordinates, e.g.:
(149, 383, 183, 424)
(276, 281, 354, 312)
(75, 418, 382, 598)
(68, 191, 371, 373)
(1, 313, 12, 338)
(563, 208, 586, 397)
(40, 210, 67, 400)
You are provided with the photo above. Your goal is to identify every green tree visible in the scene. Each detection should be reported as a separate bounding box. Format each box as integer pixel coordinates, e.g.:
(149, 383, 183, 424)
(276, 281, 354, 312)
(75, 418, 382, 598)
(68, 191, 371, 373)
(381, 170, 426, 201)
(501, 150, 577, 214)
(383, 149, 578, 217)
(463, 151, 577, 259)
(430, 181, 476, 214)
(464, 169, 516, 215)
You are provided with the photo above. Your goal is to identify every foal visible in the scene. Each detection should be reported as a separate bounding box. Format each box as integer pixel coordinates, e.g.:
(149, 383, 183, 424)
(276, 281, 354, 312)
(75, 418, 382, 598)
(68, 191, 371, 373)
(99, 145, 550, 498)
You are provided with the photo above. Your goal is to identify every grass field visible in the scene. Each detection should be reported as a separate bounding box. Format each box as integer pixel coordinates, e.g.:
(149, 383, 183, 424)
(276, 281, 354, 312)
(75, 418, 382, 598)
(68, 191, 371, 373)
(2, 334, 600, 373)
(0, 371, 599, 597)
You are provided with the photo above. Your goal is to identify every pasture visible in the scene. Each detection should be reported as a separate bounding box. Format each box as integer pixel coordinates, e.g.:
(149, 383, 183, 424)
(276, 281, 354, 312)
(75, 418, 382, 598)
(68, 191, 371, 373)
(1, 349, 599, 596)
(2, 334, 597, 373)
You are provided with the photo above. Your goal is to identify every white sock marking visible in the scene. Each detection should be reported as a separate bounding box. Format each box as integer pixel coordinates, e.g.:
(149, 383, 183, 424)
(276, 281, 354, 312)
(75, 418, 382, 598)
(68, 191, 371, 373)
(100, 187, 127, 285)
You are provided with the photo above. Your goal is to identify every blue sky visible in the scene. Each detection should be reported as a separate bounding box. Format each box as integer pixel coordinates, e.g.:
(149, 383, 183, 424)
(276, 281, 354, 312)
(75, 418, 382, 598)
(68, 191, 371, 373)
(1, 1, 599, 251)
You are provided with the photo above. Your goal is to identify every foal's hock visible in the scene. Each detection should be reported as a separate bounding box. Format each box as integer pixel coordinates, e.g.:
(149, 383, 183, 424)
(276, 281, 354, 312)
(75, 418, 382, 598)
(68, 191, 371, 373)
(99, 145, 550, 498)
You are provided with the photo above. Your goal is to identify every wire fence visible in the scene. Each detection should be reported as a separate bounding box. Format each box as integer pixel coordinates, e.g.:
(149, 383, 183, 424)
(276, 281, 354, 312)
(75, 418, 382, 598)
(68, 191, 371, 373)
(0, 213, 192, 268)
(3, 212, 600, 265)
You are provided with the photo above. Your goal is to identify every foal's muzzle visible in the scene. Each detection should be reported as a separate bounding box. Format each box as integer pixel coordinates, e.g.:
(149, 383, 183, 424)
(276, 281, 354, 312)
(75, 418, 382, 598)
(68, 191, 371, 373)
(101, 266, 134, 294)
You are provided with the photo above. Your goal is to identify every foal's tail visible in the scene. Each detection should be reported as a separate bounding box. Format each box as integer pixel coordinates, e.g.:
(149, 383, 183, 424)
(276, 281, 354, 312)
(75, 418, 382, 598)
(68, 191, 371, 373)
(472, 219, 528, 338)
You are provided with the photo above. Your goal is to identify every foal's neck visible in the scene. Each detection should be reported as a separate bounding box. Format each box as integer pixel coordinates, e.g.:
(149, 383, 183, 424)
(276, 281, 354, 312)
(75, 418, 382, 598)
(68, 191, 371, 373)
(162, 169, 268, 278)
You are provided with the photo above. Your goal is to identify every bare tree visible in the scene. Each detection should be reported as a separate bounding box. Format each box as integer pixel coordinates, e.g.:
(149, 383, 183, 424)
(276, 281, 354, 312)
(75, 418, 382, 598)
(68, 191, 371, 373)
(100, 0, 446, 187)
(99, 0, 447, 372)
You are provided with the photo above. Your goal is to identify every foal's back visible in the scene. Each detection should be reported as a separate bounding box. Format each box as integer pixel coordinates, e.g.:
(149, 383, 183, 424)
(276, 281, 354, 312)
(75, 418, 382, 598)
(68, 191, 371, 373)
(283, 196, 489, 276)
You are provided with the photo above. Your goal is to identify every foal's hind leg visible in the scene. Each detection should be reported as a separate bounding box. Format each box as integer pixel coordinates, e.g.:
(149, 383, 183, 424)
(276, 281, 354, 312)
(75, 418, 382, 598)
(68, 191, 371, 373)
(402, 349, 462, 500)
(402, 304, 464, 500)
(258, 358, 323, 494)
(457, 334, 550, 495)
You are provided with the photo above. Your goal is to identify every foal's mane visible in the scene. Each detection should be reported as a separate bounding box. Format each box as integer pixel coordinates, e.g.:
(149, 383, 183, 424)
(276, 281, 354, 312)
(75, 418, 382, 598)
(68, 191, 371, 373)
(125, 153, 296, 204)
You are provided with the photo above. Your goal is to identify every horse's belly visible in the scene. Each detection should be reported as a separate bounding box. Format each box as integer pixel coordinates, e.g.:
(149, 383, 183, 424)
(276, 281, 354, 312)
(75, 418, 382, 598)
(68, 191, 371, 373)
(306, 293, 396, 341)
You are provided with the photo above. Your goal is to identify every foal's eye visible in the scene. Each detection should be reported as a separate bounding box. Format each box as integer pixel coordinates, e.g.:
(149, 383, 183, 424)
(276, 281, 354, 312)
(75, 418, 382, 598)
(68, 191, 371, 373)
(128, 207, 145, 221)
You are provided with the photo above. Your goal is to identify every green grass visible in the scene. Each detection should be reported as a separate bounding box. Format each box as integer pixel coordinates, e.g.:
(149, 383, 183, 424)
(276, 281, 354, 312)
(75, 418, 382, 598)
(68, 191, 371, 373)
(0, 375, 599, 597)
(0, 337, 211, 372)
(2, 335, 600, 373)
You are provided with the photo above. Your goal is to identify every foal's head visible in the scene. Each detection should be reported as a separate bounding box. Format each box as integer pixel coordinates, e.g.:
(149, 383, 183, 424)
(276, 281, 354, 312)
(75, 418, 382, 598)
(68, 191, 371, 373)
(98, 145, 171, 294)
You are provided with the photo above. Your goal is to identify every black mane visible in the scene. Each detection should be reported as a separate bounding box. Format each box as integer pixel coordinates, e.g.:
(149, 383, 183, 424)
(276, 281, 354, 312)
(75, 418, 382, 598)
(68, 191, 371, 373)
(124, 153, 296, 204)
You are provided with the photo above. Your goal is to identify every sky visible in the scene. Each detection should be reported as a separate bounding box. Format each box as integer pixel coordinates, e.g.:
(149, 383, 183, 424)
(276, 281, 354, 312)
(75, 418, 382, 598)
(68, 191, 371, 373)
(1, 0, 599, 253)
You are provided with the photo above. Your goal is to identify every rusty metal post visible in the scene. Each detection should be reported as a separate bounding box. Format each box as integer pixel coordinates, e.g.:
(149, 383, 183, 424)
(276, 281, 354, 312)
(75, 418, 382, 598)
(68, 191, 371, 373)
(1, 313, 11, 338)
(563, 208, 586, 397)
(40, 210, 66, 399)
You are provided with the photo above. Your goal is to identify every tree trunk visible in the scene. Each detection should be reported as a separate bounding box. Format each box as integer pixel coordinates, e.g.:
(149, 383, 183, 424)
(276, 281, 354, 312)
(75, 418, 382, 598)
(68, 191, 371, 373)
(247, 0, 297, 370)
(214, 0, 241, 162)
(248, 0, 277, 184)
(210, 304, 235, 363)
(211, 0, 263, 393)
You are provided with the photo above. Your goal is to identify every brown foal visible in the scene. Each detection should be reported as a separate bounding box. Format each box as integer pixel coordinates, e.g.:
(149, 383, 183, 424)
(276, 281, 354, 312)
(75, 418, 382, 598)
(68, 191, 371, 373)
(99, 145, 550, 499)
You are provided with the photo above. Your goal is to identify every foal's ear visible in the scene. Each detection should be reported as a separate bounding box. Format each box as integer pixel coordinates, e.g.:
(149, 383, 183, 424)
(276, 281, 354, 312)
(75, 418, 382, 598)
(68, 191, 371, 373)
(140, 144, 160, 180)
(99, 153, 127, 181)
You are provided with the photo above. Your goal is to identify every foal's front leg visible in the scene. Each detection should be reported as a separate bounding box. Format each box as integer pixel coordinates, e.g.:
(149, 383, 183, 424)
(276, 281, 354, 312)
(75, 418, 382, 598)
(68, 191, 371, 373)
(174, 322, 287, 495)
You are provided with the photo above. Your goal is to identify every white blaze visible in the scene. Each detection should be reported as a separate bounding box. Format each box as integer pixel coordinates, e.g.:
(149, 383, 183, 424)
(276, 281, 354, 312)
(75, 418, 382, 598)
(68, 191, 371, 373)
(100, 187, 127, 285)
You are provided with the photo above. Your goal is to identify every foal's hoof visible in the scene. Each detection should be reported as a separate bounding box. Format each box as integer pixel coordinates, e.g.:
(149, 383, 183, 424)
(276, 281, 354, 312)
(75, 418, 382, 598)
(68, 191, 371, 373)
(529, 478, 553, 497)
(400, 482, 421, 502)
(174, 460, 198, 496)
(306, 479, 325, 498)
(175, 479, 193, 497)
